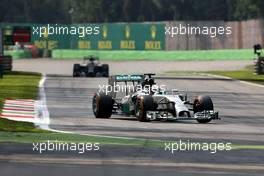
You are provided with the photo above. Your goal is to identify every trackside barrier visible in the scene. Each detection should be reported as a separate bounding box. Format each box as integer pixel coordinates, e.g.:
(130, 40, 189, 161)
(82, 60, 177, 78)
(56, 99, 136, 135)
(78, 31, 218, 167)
(0, 58, 3, 78)
(0, 56, 13, 73)
(0, 55, 13, 75)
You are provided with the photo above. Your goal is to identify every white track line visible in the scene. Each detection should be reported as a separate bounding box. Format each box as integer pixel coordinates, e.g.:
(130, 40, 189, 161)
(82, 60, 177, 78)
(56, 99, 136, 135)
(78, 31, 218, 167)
(36, 74, 50, 129)
(239, 80, 264, 88)
(204, 73, 264, 88)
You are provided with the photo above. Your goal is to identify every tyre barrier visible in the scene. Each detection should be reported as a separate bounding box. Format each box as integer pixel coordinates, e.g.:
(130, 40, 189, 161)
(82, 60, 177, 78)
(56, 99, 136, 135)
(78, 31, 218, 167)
(0, 55, 13, 77)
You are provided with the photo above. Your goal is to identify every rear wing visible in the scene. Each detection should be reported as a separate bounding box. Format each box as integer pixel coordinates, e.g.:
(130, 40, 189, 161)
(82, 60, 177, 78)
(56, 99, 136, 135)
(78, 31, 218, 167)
(108, 73, 157, 83)
(108, 74, 144, 97)
(115, 75, 143, 82)
(84, 56, 99, 62)
(108, 74, 144, 84)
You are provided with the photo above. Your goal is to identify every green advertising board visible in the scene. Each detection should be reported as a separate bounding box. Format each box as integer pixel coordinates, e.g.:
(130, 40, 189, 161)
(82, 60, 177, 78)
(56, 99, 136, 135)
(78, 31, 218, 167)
(1, 23, 165, 50)
(87, 23, 165, 50)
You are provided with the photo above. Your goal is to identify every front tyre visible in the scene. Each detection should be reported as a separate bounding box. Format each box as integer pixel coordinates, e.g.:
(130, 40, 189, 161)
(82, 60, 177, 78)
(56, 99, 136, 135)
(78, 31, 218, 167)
(193, 95, 214, 123)
(135, 95, 155, 122)
(93, 93, 113, 118)
(102, 64, 109, 77)
(73, 64, 81, 77)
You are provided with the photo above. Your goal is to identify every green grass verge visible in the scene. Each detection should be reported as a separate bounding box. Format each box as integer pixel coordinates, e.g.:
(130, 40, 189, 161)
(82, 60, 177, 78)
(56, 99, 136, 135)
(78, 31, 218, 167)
(1, 131, 264, 151)
(0, 71, 42, 132)
(0, 131, 163, 148)
(0, 71, 41, 110)
(206, 65, 264, 85)
(52, 49, 252, 61)
(232, 145, 264, 150)
(0, 118, 47, 133)
(162, 65, 264, 85)
(159, 71, 201, 76)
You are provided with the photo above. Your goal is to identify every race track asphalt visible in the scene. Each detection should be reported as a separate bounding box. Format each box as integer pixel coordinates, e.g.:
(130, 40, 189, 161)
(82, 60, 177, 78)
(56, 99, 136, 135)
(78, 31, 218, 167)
(46, 76, 264, 143)
(13, 59, 251, 75)
(1, 143, 264, 176)
(2, 59, 263, 176)
(32, 75, 263, 176)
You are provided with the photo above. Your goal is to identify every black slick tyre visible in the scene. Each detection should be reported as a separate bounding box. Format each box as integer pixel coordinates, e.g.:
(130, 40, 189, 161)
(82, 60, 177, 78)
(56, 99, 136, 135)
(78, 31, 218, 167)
(193, 95, 214, 123)
(93, 93, 113, 118)
(102, 64, 109, 77)
(136, 95, 155, 122)
(73, 64, 80, 77)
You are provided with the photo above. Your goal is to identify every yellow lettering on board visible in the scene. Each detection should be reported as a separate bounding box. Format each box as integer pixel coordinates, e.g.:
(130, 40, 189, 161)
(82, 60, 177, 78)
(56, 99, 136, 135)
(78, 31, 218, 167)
(78, 41, 91, 49)
(48, 41, 58, 49)
(98, 41, 112, 49)
(34, 40, 58, 49)
(145, 41, 161, 50)
(34, 40, 46, 48)
(120, 40, 135, 49)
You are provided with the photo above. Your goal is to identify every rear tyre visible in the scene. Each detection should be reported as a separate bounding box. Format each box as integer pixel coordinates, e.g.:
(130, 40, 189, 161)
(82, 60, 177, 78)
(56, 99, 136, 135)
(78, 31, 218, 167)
(136, 95, 155, 122)
(193, 95, 213, 123)
(102, 64, 109, 77)
(73, 64, 80, 77)
(93, 93, 113, 118)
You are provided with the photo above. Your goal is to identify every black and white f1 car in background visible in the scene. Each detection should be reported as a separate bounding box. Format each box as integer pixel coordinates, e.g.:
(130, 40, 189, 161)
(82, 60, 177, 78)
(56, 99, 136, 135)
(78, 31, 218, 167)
(73, 56, 109, 77)
(93, 73, 219, 123)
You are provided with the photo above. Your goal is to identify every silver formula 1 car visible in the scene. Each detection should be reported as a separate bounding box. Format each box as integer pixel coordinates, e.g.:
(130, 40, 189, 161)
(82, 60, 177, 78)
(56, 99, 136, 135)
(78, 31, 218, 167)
(92, 73, 219, 123)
